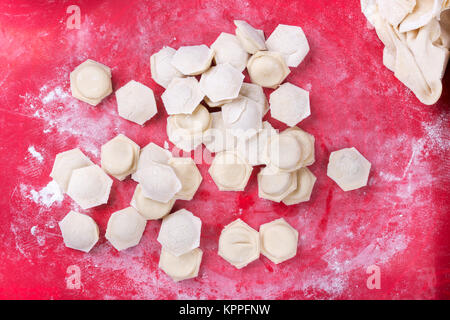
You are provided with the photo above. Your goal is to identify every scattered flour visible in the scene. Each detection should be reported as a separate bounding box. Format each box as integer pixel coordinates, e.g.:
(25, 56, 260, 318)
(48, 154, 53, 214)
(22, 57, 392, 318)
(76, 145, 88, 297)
(24, 180, 64, 208)
(27, 146, 44, 162)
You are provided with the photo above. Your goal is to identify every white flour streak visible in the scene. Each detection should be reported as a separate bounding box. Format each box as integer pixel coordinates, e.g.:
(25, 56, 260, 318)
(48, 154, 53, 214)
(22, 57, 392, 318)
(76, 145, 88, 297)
(22, 180, 64, 207)
(27, 146, 44, 162)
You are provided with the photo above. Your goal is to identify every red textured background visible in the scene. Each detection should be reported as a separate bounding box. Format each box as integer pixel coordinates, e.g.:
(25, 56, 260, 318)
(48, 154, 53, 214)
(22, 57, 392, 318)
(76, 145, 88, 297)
(0, 0, 449, 300)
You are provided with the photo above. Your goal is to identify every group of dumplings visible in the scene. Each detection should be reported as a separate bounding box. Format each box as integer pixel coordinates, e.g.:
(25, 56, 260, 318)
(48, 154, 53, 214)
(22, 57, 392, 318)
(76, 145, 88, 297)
(361, 0, 450, 105)
(53, 19, 372, 282)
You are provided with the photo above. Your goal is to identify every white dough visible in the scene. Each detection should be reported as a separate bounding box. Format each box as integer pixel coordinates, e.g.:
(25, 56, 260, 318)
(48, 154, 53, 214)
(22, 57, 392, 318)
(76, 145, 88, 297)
(234, 20, 267, 54)
(221, 96, 263, 139)
(131, 142, 172, 182)
(257, 167, 297, 202)
(266, 24, 310, 67)
(50, 148, 93, 192)
(239, 82, 269, 116)
(259, 218, 298, 264)
(161, 77, 205, 115)
(105, 207, 147, 251)
(263, 132, 304, 172)
(247, 51, 291, 88)
(218, 219, 260, 269)
(157, 209, 202, 257)
(134, 162, 182, 203)
(203, 112, 237, 153)
(171, 45, 214, 76)
(282, 167, 317, 205)
(101, 134, 140, 180)
(168, 157, 203, 201)
(150, 46, 184, 88)
(159, 248, 203, 282)
(269, 83, 311, 126)
(67, 165, 113, 210)
(70, 59, 112, 106)
(284, 127, 316, 167)
(236, 121, 277, 166)
(208, 151, 253, 191)
(131, 184, 175, 220)
(211, 32, 250, 71)
(116, 80, 157, 125)
(327, 147, 371, 191)
(199, 63, 244, 103)
(59, 211, 99, 253)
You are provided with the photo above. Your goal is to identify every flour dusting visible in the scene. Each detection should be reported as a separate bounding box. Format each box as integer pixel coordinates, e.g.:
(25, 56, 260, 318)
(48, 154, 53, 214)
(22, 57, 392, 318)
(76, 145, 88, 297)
(27, 146, 44, 162)
(23, 180, 64, 207)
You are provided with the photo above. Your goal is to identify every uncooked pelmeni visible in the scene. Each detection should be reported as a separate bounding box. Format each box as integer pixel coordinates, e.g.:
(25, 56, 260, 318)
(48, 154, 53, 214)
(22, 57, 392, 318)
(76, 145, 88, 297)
(376, 0, 417, 27)
(134, 162, 182, 203)
(161, 77, 205, 115)
(131, 184, 175, 220)
(168, 157, 203, 201)
(171, 45, 214, 76)
(131, 142, 172, 182)
(218, 219, 260, 269)
(269, 83, 310, 126)
(399, 0, 440, 32)
(199, 63, 244, 103)
(263, 131, 304, 172)
(167, 104, 211, 152)
(101, 134, 140, 180)
(105, 207, 147, 251)
(239, 82, 269, 116)
(236, 121, 277, 166)
(247, 51, 291, 88)
(159, 248, 203, 282)
(150, 46, 184, 88)
(283, 127, 315, 167)
(265, 24, 310, 67)
(203, 112, 237, 153)
(70, 59, 112, 106)
(327, 147, 371, 191)
(67, 165, 113, 210)
(208, 151, 252, 191)
(211, 32, 250, 72)
(259, 218, 298, 264)
(50, 148, 93, 192)
(59, 211, 99, 253)
(257, 167, 297, 202)
(203, 95, 233, 108)
(282, 167, 317, 205)
(116, 80, 157, 125)
(234, 20, 267, 54)
(157, 209, 202, 257)
(221, 96, 263, 139)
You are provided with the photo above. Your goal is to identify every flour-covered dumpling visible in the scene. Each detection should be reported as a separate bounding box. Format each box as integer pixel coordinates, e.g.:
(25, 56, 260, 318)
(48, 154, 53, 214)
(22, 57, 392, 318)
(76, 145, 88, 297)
(70, 59, 112, 106)
(218, 219, 260, 269)
(59, 211, 99, 253)
(67, 165, 113, 209)
(258, 167, 297, 202)
(263, 131, 304, 172)
(134, 162, 182, 203)
(208, 151, 252, 191)
(327, 147, 371, 191)
(199, 63, 244, 103)
(116, 80, 157, 125)
(159, 248, 203, 282)
(171, 45, 214, 76)
(282, 167, 317, 205)
(270, 83, 310, 126)
(132, 142, 172, 182)
(211, 32, 250, 72)
(236, 121, 277, 166)
(167, 104, 211, 152)
(203, 112, 237, 153)
(105, 207, 147, 251)
(168, 157, 203, 201)
(265, 24, 310, 67)
(234, 20, 266, 54)
(239, 82, 269, 116)
(247, 51, 290, 88)
(157, 209, 202, 257)
(50, 148, 93, 192)
(260, 218, 298, 264)
(221, 96, 263, 139)
(398, 0, 439, 32)
(131, 184, 175, 220)
(284, 127, 315, 167)
(161, 77, 205, 115)
(150, 46, 184, 88)
(101, 134, 140, 180)
(203, 95, 233, 108)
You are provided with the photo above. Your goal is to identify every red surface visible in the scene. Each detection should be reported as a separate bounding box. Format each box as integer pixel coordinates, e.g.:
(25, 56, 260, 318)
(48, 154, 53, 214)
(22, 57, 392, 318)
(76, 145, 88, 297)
(0, 0, 449, 300)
